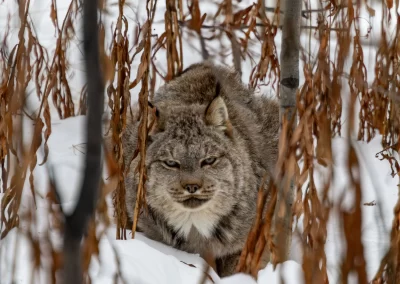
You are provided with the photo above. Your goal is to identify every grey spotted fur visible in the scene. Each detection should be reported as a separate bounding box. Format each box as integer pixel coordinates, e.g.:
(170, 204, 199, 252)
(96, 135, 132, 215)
(121, 62, 279, 277)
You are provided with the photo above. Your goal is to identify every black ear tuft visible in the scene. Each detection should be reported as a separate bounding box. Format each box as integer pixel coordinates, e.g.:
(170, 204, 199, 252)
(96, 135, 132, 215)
(147, 102, 165, 135)
(215, 81, 221, 97)
(148, 102, 160, 118)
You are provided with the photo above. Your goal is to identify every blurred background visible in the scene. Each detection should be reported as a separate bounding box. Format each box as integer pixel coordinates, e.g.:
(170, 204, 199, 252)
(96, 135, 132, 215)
(1, 0, 400, 283)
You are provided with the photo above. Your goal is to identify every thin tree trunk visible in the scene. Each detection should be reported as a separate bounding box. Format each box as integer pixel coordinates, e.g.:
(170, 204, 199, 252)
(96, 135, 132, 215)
(62, 0, 104, 283)
(272, 0, 301, 263)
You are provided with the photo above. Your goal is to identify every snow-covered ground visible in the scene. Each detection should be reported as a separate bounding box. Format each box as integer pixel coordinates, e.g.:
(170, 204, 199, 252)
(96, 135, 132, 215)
(1, 0, 399, 283)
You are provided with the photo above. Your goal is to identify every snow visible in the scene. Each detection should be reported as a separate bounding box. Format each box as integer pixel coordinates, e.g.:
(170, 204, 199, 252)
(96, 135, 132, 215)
(1, 0, 399, 283)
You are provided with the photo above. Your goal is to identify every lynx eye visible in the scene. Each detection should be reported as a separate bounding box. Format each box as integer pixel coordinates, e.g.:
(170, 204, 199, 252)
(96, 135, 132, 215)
(201, 157, 217, 167)
(164, 160, 180, 168)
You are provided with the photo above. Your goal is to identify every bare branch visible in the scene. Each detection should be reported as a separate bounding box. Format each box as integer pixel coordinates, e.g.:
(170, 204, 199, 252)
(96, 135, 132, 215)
(62, 0, 104, 282)
(272, 0, 302, 263)
(178, 20, 349, 32)
(199, 33, 210, 60)
(224, 0, 242, 76)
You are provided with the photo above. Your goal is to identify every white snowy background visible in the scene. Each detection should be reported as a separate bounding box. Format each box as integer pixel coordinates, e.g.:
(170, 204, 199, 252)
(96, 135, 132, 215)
(0, 0, 399, 283)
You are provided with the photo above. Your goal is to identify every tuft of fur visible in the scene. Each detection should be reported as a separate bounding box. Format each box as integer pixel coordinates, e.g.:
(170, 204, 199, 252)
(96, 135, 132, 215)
(122, 62, 279, 276)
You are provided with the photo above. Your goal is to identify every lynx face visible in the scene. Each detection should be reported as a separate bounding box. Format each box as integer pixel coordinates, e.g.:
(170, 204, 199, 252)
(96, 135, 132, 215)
(147, 130, 235, 211)
(145, 98, 239, 216)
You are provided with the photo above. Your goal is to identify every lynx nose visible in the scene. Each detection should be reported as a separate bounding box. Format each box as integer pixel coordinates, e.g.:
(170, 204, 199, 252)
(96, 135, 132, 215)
(184, 184, 200, 194)
(180, 173, 203, 193)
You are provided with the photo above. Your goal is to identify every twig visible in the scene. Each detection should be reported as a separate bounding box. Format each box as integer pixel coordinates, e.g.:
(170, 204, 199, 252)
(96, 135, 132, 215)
(265, 6, 327, 19)
(178, 20, 349, 32)
(224, 0, 242, 76)
(199, 33, 210, 60)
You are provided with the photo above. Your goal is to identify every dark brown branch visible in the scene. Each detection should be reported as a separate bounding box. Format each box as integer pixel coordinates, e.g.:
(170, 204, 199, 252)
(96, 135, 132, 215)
(178, 20, 349, 32)
(301, 8, 326, 17)
(62, 0, 104, 282)
(199, 32, 210, 60)
(265, 2, 357, 18)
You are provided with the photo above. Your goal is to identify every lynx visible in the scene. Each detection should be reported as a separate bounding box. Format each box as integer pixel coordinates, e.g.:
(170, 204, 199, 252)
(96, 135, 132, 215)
(121, 62, 279, 276)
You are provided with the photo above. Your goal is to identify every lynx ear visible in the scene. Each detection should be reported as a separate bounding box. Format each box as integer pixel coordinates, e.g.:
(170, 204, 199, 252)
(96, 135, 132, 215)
(205, 96, 232, 136)
(147, 102, 164, 135)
